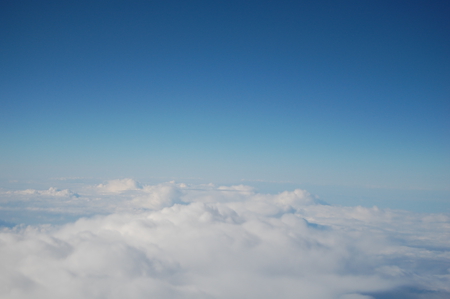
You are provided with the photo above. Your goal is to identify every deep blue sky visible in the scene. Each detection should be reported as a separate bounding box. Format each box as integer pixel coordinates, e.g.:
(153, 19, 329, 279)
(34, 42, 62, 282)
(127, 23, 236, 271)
(1, 1, 449, 208)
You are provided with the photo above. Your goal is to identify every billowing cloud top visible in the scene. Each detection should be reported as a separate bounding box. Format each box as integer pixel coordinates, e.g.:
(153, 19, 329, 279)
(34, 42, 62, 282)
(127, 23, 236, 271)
(97, 178, 142, 193)
(0, 179, 449, 299)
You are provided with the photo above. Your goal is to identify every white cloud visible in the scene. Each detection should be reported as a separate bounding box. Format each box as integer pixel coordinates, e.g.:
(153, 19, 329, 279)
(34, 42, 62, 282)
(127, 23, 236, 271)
(97, 178, 142, 193)
(6, 187, 78, 197)
(0, 179, 449, 298)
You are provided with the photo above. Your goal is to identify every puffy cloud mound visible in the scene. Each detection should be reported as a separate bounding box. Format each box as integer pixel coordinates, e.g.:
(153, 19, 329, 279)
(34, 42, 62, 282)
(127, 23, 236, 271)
(97, 178, 142, 193)
(0, 179, 449, 299)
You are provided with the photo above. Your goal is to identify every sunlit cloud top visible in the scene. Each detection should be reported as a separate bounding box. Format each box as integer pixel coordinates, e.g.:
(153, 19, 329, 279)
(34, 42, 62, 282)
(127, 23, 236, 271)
(0, 179, 449, 298)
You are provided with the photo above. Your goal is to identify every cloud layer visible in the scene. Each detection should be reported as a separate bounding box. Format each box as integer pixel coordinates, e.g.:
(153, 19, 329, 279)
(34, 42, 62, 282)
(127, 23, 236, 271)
(0, 179, 449, 299)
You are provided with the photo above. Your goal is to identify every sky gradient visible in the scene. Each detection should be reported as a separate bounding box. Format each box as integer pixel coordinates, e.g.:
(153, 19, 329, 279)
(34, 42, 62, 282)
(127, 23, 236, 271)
(1, 2, 450, 298)
(1, 0, 449, 211)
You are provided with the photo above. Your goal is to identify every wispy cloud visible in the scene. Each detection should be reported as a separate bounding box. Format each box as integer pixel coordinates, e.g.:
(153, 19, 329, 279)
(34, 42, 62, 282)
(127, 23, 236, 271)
(6, 187, 79, 197)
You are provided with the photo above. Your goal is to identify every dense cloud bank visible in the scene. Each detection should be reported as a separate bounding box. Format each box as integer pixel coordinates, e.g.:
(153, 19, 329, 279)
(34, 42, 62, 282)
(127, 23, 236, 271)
(1, 179, 449, 299)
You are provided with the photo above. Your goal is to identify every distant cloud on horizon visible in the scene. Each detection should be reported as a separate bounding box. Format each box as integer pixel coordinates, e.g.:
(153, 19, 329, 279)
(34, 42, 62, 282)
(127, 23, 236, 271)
(0, 179, 449, 298)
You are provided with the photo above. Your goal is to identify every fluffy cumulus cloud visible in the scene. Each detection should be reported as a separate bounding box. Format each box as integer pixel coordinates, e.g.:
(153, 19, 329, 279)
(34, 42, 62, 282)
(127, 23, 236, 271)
(0, 179, 449, 299)
(97, 178, 142, 193)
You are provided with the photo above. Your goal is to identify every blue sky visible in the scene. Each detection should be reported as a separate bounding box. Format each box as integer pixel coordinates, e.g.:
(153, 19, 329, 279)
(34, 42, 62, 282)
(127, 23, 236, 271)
(1, 1, 449, 210)
(1, 3, 450, 295)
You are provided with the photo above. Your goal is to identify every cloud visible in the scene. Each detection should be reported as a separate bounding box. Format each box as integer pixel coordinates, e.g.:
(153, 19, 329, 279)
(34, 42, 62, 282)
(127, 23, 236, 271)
(0, 179, 449, 298)
(97, 178, 142, 193)
(6, 187, 79, 197)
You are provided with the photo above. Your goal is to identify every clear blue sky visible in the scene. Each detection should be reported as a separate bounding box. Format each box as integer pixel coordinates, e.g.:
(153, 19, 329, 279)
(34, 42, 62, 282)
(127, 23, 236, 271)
(1, 1, 449, 208)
